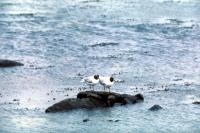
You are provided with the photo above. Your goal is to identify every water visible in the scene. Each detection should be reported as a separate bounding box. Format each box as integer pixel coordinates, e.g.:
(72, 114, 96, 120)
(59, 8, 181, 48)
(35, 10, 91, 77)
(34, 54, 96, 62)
(0, 0, 200, 132)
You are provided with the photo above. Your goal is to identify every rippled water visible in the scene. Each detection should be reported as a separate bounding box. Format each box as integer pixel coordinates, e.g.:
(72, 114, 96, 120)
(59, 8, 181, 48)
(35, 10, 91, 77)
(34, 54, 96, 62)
(1, 0, 200, 132)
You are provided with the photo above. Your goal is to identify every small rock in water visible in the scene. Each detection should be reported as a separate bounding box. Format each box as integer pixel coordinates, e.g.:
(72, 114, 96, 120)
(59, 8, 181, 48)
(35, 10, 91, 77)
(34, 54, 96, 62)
(53, 98, 56, 100)
(192, 101, 200, 104)
(149, 105, 163, 111)
(13, 99, 20, 102)
(83, 119, 90, 122)
(108, 119, 120, 122)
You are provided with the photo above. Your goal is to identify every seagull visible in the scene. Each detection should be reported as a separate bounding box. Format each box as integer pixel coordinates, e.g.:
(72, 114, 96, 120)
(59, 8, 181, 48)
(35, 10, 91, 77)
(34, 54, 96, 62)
(99, 76, 114, 92)
(81, 75, 99, 91)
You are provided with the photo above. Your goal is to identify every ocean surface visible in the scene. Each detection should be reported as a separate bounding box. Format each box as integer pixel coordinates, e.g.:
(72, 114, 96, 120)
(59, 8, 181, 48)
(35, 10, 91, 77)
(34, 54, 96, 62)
(0, 0, 200, 132)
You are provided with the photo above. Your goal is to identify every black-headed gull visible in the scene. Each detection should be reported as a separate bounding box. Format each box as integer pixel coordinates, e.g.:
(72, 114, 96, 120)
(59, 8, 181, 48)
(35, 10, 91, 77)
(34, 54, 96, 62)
(81, 75, 99, 91)
(99, 76, 114, 92)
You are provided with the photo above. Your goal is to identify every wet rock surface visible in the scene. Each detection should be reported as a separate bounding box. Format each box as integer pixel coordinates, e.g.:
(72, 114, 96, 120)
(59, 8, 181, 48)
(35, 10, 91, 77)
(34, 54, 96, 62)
(0, 59, 23, 67)
(149, 104, 163, 111)
(45, 91, 144, 113)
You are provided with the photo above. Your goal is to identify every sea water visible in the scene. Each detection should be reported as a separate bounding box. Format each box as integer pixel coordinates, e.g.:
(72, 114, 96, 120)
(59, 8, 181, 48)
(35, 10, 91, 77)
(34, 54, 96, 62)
(0, 0, 200, 132)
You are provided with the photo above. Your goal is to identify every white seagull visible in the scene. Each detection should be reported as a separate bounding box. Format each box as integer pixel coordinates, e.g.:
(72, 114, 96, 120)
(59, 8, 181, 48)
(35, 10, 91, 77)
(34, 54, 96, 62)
(81, 75, 99, 91)
(99, 76, 114, 92)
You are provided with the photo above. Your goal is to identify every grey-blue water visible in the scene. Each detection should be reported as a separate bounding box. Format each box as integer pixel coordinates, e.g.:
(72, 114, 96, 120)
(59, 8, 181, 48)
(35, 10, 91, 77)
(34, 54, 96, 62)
(0, 0, 200, 132)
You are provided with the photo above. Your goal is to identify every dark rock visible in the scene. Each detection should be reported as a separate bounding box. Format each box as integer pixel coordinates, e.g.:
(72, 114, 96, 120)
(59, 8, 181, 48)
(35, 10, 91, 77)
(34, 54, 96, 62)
(13, 99, 20, 102)
(53, 98, 56, 100)
(107, 95, 116, 106)
(83, 119, 90, 122)
(45, 91, 144, 113)
(149, 105, 163, 111)
(0, 59, 23, 67)
(192, 101, 200, 104)
(45, 98, 105, 113)
(107, 119, 120, 122)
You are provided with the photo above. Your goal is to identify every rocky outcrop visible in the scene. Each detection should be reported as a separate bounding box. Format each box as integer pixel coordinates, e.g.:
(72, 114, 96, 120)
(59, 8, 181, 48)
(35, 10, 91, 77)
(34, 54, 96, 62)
(45, 91, 144, 113)
(0, 59, 23, 67)
(149, 104, 163, 111)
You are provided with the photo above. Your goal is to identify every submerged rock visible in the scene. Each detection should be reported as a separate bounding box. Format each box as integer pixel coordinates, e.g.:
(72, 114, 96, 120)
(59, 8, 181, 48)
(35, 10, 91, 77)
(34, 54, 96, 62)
(45, 91, 144, 113)
(0, 59, 23, 67)
(83, 119, 90, 122)
(192, 101, 200, 104)
(149, 104, 163, 111)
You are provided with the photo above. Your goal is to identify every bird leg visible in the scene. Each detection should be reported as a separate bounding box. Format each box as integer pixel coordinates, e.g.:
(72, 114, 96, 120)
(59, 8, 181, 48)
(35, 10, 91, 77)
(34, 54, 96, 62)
(108, 87, 110, 93)
(92, 86, 95, 91)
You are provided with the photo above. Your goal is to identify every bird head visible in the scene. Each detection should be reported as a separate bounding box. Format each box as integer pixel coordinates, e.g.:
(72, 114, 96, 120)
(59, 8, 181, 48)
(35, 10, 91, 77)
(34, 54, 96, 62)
(110, 77, 114, 82)
(94, 75, 99, 80)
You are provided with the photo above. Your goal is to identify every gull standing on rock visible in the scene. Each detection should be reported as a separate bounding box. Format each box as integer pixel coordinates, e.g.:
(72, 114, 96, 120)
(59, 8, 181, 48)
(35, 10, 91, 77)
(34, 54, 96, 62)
(99, 76, 114, 92)
(81, 75, 99, 91)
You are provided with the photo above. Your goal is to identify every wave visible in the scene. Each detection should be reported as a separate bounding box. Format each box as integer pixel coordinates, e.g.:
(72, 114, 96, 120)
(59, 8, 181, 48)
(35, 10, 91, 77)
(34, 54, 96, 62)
(90, 42, 119, 47)
(0, 13, 35, 17)
(153, 0, 197, 3)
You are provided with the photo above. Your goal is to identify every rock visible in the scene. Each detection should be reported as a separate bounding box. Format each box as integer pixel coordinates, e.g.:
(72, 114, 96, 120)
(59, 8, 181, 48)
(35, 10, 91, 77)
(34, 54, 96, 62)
(83, 119, 90, 122)
(45, 98, 106, 113)
(13, 99, 20, 102)
(45, 91, 144, 113)
(0, 59, 23, 67)
(149, 105, 163, 111)
(192, 101, 200, 104)
(107, 119, 120, 122)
